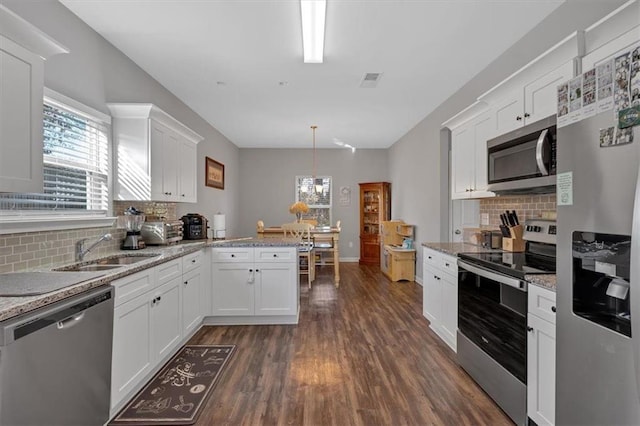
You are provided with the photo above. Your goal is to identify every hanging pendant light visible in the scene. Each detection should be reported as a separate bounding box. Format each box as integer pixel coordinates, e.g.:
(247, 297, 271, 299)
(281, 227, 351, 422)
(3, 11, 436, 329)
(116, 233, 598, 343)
(311, 125, 323, 194)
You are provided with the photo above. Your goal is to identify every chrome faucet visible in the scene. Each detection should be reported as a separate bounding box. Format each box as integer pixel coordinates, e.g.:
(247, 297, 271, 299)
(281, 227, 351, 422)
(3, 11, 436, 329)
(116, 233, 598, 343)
(75, 233, 113, 261)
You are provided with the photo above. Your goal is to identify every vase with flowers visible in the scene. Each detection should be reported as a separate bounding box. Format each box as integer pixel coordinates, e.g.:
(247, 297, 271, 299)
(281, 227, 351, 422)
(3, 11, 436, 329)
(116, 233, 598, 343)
(289, 201, 309, 222)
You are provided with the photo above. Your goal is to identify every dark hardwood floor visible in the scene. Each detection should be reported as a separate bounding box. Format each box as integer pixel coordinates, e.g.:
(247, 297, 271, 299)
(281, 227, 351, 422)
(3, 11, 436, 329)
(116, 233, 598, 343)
(190, 263, 513, 425)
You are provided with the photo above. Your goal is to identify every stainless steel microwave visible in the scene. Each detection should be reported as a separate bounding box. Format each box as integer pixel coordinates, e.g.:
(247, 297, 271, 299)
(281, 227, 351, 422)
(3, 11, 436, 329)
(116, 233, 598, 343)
(487, 115, 557, 194)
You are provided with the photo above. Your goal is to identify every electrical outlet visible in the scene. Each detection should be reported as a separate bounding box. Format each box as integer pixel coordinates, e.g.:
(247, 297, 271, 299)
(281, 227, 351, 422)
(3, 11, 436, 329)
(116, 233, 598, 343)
(348, 241, 353, 248)
(481, 213, 489, 226)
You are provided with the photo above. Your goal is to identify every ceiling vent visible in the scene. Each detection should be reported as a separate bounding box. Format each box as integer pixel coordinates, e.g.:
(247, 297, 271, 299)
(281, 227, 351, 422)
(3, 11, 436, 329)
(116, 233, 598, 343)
(359, 72, 383, 88)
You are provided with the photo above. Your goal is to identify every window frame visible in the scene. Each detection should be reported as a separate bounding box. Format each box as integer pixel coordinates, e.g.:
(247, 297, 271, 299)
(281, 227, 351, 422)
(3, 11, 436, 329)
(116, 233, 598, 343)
(0, 88, 115, 234)
(294, 175, 332, 227)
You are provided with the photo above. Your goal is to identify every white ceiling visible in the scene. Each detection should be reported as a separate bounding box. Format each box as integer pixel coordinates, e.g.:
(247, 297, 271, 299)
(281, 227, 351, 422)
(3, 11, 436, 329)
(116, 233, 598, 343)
(60, 0, 563, 149)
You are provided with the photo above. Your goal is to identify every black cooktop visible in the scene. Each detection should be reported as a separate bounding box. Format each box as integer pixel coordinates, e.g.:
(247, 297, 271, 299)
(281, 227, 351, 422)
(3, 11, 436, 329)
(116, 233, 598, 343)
(458, 251, 556, 280)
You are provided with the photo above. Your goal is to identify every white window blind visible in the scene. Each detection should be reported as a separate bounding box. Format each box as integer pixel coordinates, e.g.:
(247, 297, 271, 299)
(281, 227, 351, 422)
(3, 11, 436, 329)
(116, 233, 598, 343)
(0, 94, 110, 217)
(295, 176, 331, 226)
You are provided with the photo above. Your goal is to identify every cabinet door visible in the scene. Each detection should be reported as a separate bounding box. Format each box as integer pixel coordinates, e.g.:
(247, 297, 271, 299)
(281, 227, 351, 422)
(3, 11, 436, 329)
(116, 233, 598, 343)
(440, 273, 458, 352)
(150, 121, 179, 201)
(151, 278, 182, 362)
(527, 314, 556, 426)
(472, 111, 495, 194)
(360, 235, 381, 265)
(254, 262, 297, 316)
(211, 262, 254, 315)
(0, 36, 44, 193)
(178, 139, 197, 202)
(111, 293, 153, 409)
(422, 263, 441, 327)
(450, 123, 475, 199)
(182, 266, 202, 335)
(524, 61, 574, 124)
(493, 94, 523, 135)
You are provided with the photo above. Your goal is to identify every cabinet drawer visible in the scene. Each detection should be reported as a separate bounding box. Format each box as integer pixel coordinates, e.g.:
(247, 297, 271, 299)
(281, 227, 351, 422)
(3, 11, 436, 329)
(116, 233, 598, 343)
(255, 247, 296, 262)
(528, 284, 557, 325)
(423, 248, 441, 269)
(211, 247, 253, 263)
(439, 254, 458, 277)
(111, 268, 156, 307)
(182, 250, 203, 273)
(156, 258, 182, 285)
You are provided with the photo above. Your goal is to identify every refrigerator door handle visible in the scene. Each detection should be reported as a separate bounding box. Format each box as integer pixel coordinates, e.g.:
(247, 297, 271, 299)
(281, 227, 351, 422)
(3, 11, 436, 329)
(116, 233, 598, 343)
(632, 161, 640, 404)
(535, 129, 550, 176)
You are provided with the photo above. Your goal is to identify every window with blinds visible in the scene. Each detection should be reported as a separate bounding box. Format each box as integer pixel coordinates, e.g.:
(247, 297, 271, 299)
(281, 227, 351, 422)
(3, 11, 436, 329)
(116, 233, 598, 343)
(0, 96, 110, 217)
(295, 176, 331, 227)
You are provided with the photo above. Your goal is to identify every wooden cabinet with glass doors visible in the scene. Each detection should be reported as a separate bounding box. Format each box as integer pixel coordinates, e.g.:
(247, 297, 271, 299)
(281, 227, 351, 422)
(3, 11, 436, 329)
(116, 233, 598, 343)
(359, 182, 391, 265)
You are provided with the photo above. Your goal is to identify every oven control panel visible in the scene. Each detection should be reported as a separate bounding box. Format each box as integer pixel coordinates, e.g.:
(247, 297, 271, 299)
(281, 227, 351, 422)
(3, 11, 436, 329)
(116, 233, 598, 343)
(523, 219, 557, 245)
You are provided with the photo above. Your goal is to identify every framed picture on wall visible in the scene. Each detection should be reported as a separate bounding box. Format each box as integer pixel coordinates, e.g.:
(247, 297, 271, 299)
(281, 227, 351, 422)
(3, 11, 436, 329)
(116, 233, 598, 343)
(205, 156, 225, 189)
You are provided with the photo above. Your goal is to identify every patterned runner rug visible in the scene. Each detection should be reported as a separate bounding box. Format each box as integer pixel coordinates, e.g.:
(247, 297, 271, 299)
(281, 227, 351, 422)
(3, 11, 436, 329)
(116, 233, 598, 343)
(110, 345, 235, 425)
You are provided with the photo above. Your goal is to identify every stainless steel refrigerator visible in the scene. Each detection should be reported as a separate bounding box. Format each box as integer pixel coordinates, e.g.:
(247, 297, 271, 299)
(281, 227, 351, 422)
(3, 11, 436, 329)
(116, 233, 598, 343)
(557, 111, 640, 424)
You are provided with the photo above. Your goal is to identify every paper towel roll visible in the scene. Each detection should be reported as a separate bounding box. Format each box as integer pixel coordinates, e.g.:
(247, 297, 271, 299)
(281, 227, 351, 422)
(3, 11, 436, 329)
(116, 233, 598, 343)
(213, 213, 226, 239)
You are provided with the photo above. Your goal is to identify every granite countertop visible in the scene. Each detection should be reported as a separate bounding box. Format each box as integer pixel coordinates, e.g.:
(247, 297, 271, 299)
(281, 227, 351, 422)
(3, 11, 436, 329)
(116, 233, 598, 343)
(0, 241, 206, 322)
(526, 274, 557, 291)
(421, 242, 501, 256)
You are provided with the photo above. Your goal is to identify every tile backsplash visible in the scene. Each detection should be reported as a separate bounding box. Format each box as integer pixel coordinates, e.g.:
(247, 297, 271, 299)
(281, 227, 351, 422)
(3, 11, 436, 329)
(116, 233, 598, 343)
(0, 201, 179, 273)
(480, 194, 557, 227)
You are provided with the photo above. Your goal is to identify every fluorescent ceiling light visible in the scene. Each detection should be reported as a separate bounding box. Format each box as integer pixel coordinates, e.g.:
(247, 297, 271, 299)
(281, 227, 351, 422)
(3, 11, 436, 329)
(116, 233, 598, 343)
(300, 0, 326, 63)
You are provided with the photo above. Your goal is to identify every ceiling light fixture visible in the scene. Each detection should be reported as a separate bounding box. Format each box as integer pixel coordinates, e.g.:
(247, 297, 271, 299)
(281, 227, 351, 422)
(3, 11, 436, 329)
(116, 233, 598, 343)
(300, 0, 326, 63)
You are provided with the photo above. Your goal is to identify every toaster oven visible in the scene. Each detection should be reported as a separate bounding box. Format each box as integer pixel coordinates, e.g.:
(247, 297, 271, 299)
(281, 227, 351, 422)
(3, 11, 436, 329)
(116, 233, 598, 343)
(140, 220, 183, 245)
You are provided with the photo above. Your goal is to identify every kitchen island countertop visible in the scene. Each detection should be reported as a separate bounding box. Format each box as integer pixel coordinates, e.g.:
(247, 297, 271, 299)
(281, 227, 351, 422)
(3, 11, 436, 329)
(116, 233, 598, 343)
(525, 274, 556, 291)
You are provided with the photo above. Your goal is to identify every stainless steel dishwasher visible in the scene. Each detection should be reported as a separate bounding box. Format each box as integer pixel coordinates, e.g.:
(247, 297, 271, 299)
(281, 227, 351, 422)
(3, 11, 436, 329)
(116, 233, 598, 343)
(0, 286, 114, 426)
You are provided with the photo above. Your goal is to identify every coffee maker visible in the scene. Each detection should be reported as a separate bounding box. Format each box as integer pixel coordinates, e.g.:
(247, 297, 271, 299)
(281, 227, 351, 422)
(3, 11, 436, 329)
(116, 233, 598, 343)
(180, 213, 208, 240)
(122, 206, 146, 250)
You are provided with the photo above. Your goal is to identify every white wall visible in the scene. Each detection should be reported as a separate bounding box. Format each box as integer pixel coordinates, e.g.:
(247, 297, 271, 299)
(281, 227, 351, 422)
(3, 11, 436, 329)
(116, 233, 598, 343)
(4, 0, 241, 235)
(238, 148, 388, 259)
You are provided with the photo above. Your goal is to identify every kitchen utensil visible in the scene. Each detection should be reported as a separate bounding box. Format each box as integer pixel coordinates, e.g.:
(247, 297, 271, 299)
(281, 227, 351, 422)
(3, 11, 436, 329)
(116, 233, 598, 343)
(512, 210, 520, 225)
(506, 211, 516, 226)
(500, 225, 511, 237)
(500, 214, 508, 227)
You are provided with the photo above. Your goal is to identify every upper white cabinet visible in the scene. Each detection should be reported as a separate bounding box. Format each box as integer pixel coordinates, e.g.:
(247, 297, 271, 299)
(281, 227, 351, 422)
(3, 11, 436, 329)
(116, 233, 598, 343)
(581, 0, 640, 70)
(478, 31, 581, 134)
(0, 6, 68, 193)
(445, 102, 495, 199)
(107, 103, 203, 203)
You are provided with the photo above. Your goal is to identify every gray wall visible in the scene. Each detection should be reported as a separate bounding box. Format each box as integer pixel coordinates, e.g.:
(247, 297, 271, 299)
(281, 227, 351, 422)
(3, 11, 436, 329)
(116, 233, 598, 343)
(238, 148, 388, 259)
(389, 0, 627, 282)
(4, 0, 240, 235)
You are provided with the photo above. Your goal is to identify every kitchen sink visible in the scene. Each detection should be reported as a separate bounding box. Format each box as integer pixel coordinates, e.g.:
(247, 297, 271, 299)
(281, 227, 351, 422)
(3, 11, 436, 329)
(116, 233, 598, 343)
(55, 253, 161, 272)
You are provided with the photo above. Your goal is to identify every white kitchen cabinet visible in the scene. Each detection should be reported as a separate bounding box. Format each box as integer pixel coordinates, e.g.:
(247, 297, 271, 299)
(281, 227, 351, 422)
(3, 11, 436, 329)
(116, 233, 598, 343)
(449, 109, 495, 200)
(0, 7, 67, 193)
(107, 103, 203, 203)
(422, 247, 458, 351)
(110, 252, 207, 414)
(111, 286, 153, 410)
(254, 262, 298, 316)
(181, 250, 203, 335)
(527, 284, 556, 426)
(490, 60, 574, 136)
(478, 31, 580, 135)
(209, 246, 299, 324)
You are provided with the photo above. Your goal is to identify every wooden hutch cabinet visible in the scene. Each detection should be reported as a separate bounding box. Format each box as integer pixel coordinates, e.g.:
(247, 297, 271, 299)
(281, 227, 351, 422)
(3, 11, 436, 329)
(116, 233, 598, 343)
(359, 182, 391, 265)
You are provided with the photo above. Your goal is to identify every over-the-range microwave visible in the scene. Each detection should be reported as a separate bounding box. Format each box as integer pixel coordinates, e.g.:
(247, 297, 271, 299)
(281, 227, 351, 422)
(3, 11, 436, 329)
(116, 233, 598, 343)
(486, 115, 557, 195)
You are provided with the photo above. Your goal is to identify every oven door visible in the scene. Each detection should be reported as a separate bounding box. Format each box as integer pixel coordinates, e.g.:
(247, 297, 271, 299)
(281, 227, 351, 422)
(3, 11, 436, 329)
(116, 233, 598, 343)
(457, 260, 528, 383)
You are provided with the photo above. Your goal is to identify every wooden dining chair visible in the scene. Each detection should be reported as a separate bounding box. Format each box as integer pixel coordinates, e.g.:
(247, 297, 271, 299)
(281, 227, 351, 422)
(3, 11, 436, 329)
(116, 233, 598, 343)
(313, 219, 340, 269)
(282, 222, 315, 288)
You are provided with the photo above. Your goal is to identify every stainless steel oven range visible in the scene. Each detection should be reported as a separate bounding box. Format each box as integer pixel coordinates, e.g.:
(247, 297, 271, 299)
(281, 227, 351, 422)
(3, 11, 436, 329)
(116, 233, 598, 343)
(456, 219, 556, 425)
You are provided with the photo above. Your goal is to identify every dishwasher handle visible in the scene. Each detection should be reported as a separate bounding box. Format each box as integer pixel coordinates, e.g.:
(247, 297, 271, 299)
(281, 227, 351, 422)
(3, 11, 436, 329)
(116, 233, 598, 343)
(57, 312, 85, 330)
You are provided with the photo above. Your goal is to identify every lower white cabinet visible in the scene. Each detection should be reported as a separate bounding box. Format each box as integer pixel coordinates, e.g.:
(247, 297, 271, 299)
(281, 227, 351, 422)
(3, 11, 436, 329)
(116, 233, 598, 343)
(422, 247, 458, 351)
(527, 284, 556, 426)
(210, 246, 299, 323)
(110, 249, 206, 414)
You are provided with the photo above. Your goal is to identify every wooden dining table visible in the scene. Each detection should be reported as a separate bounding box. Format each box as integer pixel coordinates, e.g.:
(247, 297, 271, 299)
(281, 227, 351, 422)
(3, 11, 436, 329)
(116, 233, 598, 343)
(257, 226, 340, 287)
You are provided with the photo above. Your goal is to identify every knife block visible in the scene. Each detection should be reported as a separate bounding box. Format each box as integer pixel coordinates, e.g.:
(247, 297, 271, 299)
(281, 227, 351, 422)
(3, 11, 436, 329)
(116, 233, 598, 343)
(502, 225, 525, 252)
